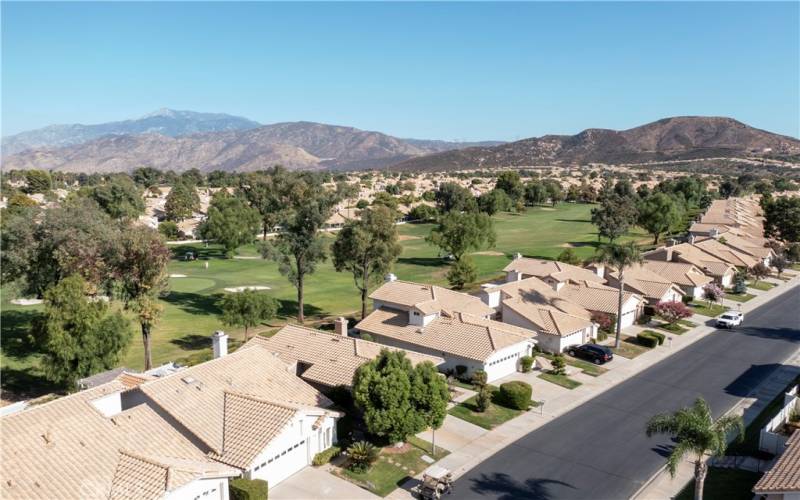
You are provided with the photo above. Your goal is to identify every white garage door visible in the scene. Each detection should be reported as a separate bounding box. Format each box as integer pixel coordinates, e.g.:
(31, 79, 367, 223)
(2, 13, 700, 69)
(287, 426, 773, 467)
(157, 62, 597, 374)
(253, 439, 309, 487)
(619, 310, 635, 328)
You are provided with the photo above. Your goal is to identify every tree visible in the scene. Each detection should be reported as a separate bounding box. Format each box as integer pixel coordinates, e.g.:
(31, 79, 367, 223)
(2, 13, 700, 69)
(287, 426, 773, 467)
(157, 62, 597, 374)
(750, 262, 770, 286)
(718, 179, 740, 199)
(763, 196, 800, 242)
(495, 171, 524, 201)
(427, 211, 496, 263)
(352, 350, 420, 443)
(355, 199, 369, 209)
(180, 168, 204, 187)
(638, 193, 684, 245)
(772, 253, 788, 278)
(556, 248, 582, 266)
(524, 181, 548, 206)
(158, 221, 180, 240)
(332, 206, 402, 319)
(408, 204, 437, 221)
(33, 275, 132, 388)
(5, 193, 39, 215)
(346, 441, 379, 472)
(543, 180, 563, 207)
(551, 354, 566, 376)
(646, 398, 743, 500)
(371, 191, 399, 212)
(732, 270, 748, 294)
(434, 182, 477, 213)
(82, 175, 145, 220)
(702, 282, 723, 305)
(591, 194, 638, 243)
(475, 385, 492, 412)
(132, 167, 162, 188)
(200, 193, 261, 257)
(654, 301, 692, 326)
(478, 189, 513, 215)
(410, 361, 449, 448)
(164, 180, 200, 221)
(239, 169, 292, 238)
(219, 289, 278, 341)
(262, 179, 338, 323)
(24, 169, 52, 194)
(594, 242, 643, 347)
(446, 256, 478, 289)
(112, 225, 171, 370)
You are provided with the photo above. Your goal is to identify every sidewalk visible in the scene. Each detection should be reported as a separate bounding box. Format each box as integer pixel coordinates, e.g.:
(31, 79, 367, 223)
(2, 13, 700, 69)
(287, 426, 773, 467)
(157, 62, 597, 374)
(386, 275, 800, 500)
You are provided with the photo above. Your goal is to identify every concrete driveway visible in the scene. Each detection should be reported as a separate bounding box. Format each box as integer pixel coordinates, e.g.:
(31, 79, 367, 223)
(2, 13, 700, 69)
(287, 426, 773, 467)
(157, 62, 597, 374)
(269, 466, 379, 500)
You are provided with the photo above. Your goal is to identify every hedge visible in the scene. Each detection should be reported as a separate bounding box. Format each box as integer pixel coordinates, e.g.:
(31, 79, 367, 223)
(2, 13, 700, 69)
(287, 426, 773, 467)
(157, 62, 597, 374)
(312, 445, 341, 466)
(229, 478, 268, 500)
(520, 356, 534, 373)
(636, 332, 659, 348)
(499, 381, 532, 410)
(649, 330, 666, 345)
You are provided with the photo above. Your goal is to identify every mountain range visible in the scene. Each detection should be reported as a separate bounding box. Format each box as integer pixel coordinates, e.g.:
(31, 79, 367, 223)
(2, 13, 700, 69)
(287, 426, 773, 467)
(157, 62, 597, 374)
(2, 111, 798, 173)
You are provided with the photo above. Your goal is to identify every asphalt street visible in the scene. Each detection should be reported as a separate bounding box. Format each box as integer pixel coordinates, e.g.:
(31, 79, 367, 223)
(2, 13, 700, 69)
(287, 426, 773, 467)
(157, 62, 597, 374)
(454, 288, 800, 500)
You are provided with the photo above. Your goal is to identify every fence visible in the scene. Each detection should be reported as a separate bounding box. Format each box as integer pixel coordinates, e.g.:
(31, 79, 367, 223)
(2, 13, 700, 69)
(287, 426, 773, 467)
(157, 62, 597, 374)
(759, 385, 799, 455)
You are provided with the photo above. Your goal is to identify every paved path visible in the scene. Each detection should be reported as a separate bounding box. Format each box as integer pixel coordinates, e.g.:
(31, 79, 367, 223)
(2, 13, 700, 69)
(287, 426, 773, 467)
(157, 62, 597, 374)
(451, 286, 800, 500)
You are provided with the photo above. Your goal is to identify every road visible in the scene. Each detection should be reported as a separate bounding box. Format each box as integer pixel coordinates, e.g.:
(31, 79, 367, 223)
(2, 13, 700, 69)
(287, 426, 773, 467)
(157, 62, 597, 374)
(454, 288, 800, 500)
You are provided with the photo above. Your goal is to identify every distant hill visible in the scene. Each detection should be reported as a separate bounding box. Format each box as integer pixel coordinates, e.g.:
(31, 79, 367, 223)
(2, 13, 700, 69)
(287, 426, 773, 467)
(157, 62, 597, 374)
(1, 108, 261, 155)
(391, 117, 800, 171)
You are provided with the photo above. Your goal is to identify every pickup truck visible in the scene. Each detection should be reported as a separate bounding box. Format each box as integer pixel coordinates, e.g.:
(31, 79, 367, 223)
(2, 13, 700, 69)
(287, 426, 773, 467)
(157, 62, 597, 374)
(716, 311, 744, 329)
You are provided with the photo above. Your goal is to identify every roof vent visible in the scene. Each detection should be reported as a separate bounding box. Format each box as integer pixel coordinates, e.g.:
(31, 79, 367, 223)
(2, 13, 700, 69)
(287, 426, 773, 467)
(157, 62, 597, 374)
(181, 376, 196, 385)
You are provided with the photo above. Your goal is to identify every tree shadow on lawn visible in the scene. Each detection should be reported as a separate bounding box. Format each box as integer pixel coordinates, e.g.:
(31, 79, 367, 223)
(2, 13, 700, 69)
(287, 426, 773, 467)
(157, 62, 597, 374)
(171, 334, 212, 351)
(1, 365, 61, 402)
(397, 256, 446, 268)
(554, 218, 592, 224)
(276, 299, 324, 320)
(469, 472, 575, 500)
(169, 244, 229, 261)
(1, 309, 42, 360)
(162, 291, 223, 316)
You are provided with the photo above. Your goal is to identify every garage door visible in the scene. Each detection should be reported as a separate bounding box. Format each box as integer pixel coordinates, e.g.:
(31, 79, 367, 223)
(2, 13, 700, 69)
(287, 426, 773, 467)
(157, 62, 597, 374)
(253, 439, 309, 487)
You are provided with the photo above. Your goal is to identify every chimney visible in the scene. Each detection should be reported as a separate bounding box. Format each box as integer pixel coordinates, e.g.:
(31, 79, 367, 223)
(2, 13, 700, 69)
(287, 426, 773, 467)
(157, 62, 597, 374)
(592, 263, 605, 278)
(688, 234, 696, 245)
(514, 252, 522, 260)
(384, 273, 397, 283)
(212, 331, 228, 359)
(335, 317, 348, 337)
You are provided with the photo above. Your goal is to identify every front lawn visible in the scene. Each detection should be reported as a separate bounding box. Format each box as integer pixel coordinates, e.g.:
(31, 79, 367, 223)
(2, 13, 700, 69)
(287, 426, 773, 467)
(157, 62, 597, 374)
(336, 437, 449, 497)
(538, 352, 607, 377)
(675, 467, 762, 500)
(611, 336, 652, 359)
(655, 322, 689, 335)
(448, 387, 527, 429)
(725, 292, 755, 303)
(688, 300, 728, 317)
(748, 281, 776, 291)
(538, 372, 582, 389)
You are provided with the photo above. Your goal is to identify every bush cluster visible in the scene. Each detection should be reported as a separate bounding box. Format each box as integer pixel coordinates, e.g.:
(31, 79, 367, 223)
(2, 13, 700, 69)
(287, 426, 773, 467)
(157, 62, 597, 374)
(520, 355, 534, 373)
(312, 445, 342, 466)
(229, 478, 269, 500)
(499, 381, 532, 410)
(636, 332, 660, 348)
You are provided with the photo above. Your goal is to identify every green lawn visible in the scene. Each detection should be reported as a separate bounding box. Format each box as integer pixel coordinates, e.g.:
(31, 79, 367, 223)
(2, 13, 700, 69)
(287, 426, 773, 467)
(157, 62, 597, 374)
(538, 372, 582, 389)
(748, 281, 776, 291)
(655, 322, 690, 335)
(688, 300, 729, 317)
(448, 387, 527, 429)
(336, 437, 449, 497)
(611, 336, 651, 359)
(675, 467, 762, 500)
(725, 292, 755, 303)
(538, 352, 607, 377)
(1, 203, 649, 399)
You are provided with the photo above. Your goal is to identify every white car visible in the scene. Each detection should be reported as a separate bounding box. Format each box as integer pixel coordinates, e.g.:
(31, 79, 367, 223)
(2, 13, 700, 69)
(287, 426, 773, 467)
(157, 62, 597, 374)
(716, 311, 744, 329)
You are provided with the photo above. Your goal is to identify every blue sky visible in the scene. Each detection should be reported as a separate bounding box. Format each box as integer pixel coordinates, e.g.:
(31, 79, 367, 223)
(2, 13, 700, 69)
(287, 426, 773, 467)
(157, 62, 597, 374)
(2, 2, 798, 140)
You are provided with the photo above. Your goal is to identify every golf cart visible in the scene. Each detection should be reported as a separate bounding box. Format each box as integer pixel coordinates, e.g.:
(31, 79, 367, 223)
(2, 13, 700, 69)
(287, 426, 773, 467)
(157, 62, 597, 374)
(412, 465, 453, 499)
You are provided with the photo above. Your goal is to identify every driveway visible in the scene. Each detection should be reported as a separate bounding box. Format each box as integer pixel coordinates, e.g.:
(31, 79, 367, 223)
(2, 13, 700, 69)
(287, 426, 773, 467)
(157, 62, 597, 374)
(453, 287, 800, 499)
(269, 465, 379, 500)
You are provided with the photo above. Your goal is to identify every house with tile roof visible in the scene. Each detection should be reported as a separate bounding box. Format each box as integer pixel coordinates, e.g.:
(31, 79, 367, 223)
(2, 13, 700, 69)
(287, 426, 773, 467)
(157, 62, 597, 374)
(642, 260, 713, 299)
(480, 277, 597, 353)
(644, 243, 736, 287)
(502, 256, 605, 287)
(355, 307, 536, 383)
(604, 264, 685, 307)
(753, 431, 800, 500)
(692, 236, 760, 269)
(242, 323, 443, 389)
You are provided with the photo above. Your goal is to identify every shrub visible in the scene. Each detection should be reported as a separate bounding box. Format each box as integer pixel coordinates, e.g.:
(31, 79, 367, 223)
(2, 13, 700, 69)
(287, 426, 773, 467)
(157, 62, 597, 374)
(475, 385, 492, 412)
(637, 314, 652, 326)
(229, 478, 269, 500)
(359, 333, 374, 342)
(455, 365, 468, 378)
(595, 331, 608, 342)
(591, 311, 615, 334)
(312, 445, 342, 466)
(636, 333, 658, 348)
(158, 221, 180, 240)
(520, 355, 534, 373)
(654, 301, 692, 325)
(355, 199, 369, 209)
(681, 295, 693, 305)
(471, 369, 488, 388)
(347, 441, 379, 473)
(499, 381, 532, 410)
(551, 354, 566, 376)
(702, 283, 724, 303)
(649, 330, 666, 345)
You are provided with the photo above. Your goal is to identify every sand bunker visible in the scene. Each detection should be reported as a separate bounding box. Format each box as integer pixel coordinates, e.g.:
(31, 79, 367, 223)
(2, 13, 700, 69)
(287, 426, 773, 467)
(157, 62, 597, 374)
(170, 274, 188, 278)
(224, 285, 271, 293)
(472, 250, 505, 256)
(11, 298, 43, 306)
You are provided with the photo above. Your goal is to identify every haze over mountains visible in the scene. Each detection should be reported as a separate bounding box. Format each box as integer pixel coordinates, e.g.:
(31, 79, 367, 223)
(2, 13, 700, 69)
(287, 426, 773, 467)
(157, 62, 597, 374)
(2, 110, 798, 173)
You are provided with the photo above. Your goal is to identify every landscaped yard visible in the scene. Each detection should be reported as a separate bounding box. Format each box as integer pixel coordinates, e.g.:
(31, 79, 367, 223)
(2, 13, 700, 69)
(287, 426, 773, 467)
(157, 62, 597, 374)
(448, 386, 530, 429)
(611, 336, 651, 359)
(538, 372, 582, 389)
(655, 321, 690, 335)
(1, 203, 650, 399)
(748, 280, 776, 291)
(538, 351, 607, 377)
(675, 467, 762, 500)
(725, 292, 755, 303)
(335, 436, 449, 497)
(688, 300, 728, 317)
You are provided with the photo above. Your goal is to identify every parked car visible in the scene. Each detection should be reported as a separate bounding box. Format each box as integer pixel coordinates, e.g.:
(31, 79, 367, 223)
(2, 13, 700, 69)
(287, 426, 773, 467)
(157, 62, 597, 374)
(716, 311, 744, 329)
(567, 344, 613, 364)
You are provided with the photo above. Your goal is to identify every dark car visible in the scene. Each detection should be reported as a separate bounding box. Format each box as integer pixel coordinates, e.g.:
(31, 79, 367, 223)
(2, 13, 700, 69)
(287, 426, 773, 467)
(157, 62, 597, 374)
(567, 344, 613, 364)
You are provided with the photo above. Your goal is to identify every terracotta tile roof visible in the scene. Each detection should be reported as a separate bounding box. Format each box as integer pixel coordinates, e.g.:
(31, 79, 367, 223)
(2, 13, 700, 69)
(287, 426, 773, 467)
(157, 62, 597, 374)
(356, 308, 534, 362)
(754, 431, 800, 493)
(117, 372, 156, 389)
(607, 264, 684, 301)
(490, 277, 593, 320)
(242, 325, 442, 388)
(642, 261, 713, 288)
(650, 243, 736, 278)
(558, 280, 643, 315)
(370, 280, 495, 317)
(1, 382, 231, 500)
(503, 258, 604, 284)
(693, 238, 759, 268)
(502, 297, 593, 337)
(138, 343, 332, 455)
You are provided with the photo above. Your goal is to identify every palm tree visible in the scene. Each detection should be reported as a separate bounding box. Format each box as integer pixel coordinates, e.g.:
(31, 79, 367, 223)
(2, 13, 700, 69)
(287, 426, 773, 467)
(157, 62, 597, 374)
(646, 398, 744, 500)
(595, 242, 643, 348)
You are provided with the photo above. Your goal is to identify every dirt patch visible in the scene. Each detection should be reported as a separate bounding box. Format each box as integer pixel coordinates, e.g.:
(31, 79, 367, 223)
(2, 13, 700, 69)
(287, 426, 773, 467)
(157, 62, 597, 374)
(223, 285, 271, 293)
(398, 235, 421, 242)
(170, 274, 188, 278)
(10, 298, 42, 306)
(559, 243, 574, 248)
(471, 250, 505, 256)
(381, 443, 413, 454)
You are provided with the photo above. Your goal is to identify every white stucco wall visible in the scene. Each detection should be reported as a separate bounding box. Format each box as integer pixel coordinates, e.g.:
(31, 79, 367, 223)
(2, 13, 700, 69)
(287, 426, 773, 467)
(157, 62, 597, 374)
(483, 342, 534, 382)
(166, 477, 229, 500)
(90, 392, 122, 417)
